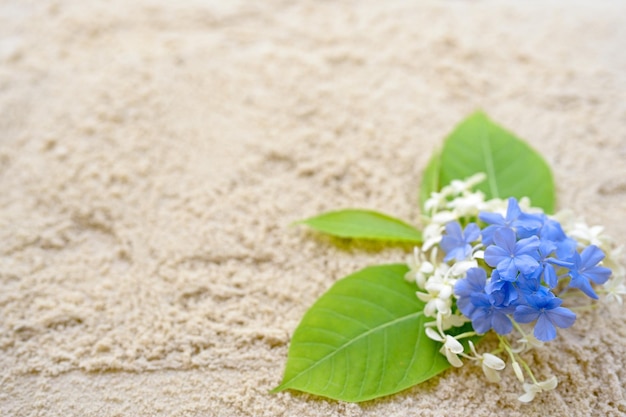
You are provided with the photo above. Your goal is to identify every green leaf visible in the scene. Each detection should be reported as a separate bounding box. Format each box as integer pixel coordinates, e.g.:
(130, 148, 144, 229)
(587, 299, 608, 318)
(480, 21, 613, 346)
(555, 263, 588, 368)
(439, 111, 556, 213)
(419, 149, 441, 211)
(272, 264, 456, 402)
(297, 209, 422, 243)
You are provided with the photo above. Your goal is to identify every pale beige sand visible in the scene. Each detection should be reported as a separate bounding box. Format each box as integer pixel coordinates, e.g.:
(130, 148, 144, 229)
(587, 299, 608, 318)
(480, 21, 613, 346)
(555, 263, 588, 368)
(1, 0, 625, 416)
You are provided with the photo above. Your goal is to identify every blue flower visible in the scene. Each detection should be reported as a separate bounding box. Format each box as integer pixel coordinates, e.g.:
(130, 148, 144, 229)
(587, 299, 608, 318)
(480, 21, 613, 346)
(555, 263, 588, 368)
(484, 228, 540, 280)
(440, 221, 481, 262)
(566, 245, 612, 299)
(537, 216, 577, 259)
(467, 293, 515, 335)
(534, 240, 560, 288)
(513, 293, 576, 341)
(454, 267, 487, 317)
(485, 270, 519, 307)
(479, 197, 542, 245)
(516, 283, 551, 307)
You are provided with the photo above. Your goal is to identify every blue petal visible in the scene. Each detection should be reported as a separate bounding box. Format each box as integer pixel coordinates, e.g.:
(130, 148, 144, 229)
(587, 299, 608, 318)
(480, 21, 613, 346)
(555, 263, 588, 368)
(514, 305, 539, 323)
(584, 266, 612, 284)
(555, 238, 577, 259)
(543, 263, 558, 288)
(493, 228, 517, 253)
(580, 245, 605, 267)
(454, 268, 486, 298)
(464, 223, 481, 243)
(505, 197, 521, 222)
(546, 307, 576, 329)
(443, 245, 471, 262)
(445, 221, 463, 239)
(497, 257, 519, 281)
(486, 278, 519, 307)
(517, 273, 541, 293)
(569, 273, 599, 299)
(515, 254, 540, 275)
(534, 314, 557, 341)
(484, 245, 510, 269)
(515, 213, 544, 238)
(457, 297, 475, 318)
(522, 290, 557, 309)
(540, 217, 566, 242)
(471, 309, 493, 334)
(543, 296, 562, 310)
(548, 257, 574, 269)
(466, 267, 488, 285)
(470, 293, 492, 308)
(479, 212, 505, 226)
(479, 225, 500, 246)
(491, 311, 513, 335)
(441, 221, 475, 262)
(515, 235, 541, 256)
(538, 240, 557, 258)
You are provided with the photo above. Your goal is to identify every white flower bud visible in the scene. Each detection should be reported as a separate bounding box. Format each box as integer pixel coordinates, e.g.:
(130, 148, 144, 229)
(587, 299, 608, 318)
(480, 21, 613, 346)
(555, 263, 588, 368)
(512, 361, 525, 383)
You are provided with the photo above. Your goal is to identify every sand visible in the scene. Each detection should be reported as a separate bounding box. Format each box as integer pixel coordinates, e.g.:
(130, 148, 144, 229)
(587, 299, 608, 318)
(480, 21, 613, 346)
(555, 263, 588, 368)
(1, 0, 625, 415)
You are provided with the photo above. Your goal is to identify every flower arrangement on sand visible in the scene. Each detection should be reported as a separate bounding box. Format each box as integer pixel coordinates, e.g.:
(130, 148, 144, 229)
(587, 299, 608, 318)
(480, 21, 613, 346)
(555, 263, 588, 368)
(272, 112, 625, 403)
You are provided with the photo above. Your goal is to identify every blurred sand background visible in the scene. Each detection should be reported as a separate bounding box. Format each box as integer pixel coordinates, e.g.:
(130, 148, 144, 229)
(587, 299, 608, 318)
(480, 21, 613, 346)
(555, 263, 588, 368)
(1, 0, 625, 416)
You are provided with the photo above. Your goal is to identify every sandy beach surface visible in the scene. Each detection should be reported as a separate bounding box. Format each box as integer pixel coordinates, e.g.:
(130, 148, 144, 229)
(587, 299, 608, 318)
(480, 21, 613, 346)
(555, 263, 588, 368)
(1, 0, 625, 415)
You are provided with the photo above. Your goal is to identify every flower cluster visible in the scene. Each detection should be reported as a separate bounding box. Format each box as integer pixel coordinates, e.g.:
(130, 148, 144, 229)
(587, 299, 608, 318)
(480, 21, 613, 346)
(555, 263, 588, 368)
(406, 173, 625, 402)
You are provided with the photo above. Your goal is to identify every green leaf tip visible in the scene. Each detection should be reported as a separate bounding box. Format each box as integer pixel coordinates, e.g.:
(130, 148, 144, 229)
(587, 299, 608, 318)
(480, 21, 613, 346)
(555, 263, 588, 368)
(297, 209, 422, 243)
(427, 111, 556, 213)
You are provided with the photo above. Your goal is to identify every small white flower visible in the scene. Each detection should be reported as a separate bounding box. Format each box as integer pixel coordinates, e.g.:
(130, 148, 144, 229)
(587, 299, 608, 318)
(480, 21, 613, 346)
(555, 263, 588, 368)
(518, 376, 558, 403)
(447, 179, 469, 195)
(405, 247, 434, 287)
(448, 172, 487, 194)
(431, 210, 458, 225)
(424, 326, 442, 342)
(424, 191, 448, 213)
(441, 337, 465, 367)
(465, 172, 488, 188)
(422, 223, 444, 252)
(570, 223, 607, 248)
(561, 217, 613, 250)
(425, 278, 453, 299)
(447, 191, 485, 218)
(449, 259, 478, 277)
(425, 328, 465, 368)
(481, 353, 506, 383)
(604, 274, 626, 305)
(416, 261, 461, 317)
(417, 290, 452, 317)
(438, 312, 469, 331)
(468, 341, 505, 383)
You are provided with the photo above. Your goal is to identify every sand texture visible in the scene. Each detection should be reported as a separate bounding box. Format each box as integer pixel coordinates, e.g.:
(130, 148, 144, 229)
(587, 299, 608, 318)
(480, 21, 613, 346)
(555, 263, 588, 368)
(1, 0, 625, 416)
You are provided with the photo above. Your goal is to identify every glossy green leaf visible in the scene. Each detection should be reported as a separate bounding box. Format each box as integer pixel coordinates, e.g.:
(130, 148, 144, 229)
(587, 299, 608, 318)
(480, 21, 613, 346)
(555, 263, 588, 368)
(272, 264, 457, 402)
(438, 111, 556, 213)
(296, 209, 422, 243)
(419, 149, 441, 211)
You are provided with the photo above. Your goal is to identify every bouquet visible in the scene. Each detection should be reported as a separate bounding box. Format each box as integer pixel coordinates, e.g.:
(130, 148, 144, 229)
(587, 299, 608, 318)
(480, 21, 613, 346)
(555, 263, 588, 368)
(272, 112, 625, 403)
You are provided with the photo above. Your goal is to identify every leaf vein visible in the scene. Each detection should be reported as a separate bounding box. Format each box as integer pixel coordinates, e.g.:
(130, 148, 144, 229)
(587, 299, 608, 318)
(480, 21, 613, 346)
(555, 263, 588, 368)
(282, 310, 424, 390)
(328, 294, 397, 319)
